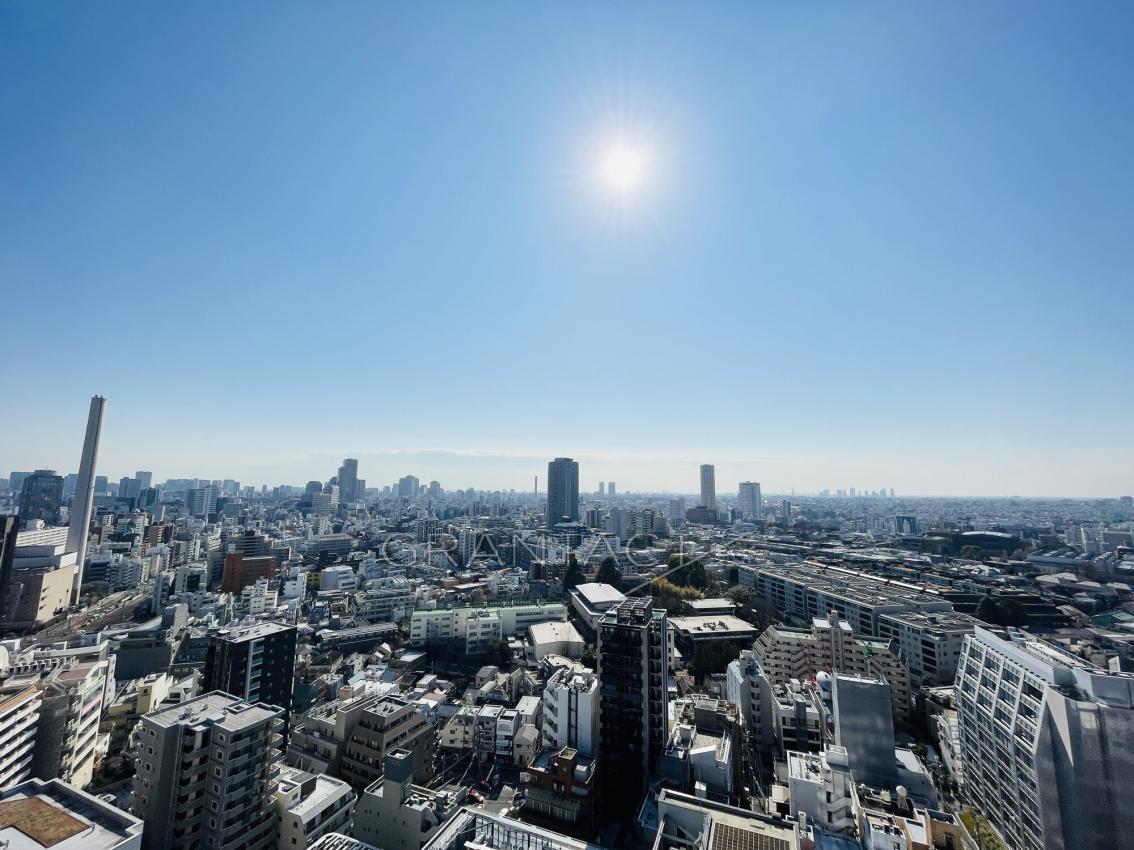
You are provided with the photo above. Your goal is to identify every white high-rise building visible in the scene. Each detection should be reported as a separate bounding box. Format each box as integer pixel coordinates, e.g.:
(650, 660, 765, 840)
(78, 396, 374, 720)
(699, 464, 716, 510)
(955, 627, 1134, 850)
(738, 481, 761, 520)
(542, 667, 599, 756)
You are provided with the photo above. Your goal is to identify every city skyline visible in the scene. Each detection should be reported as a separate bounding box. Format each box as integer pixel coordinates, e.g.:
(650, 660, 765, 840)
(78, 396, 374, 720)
(2, 4, 1132, 498)
(2, 410, 1128, 499)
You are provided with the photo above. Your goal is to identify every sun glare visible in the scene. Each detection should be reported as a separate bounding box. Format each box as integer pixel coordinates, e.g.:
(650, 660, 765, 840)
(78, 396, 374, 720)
(602, 144, 647, 195)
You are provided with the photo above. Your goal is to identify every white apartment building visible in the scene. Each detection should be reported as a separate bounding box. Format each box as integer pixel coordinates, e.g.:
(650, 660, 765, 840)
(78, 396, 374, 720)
(239, 577, 278, 616)
(320, 564, 359, 592)
(439, 705, 478, 752)
(725, 650, 775, 753)
(542, 667, 598, 756)
(355, 577, 414, 623)
(1, 642, 114, 790)
(955, 627, 1134, 850)
(786, 747, 854, 835)
(275, 766, 355, 850)
(875, 609, 976, 687)
(752, 614, 912, 720)
(0, 686, 41, 791)
(496, 709, 520, 759)
(409, 602, 568, 650)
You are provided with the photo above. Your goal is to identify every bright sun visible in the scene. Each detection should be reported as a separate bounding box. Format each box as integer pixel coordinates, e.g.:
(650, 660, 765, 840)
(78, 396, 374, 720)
(602, 144, 646, 195)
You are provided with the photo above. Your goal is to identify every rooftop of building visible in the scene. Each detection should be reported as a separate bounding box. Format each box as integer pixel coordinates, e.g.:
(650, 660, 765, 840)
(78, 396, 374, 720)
(0, 778, 144, 850)
(214, 620, 295, 642)
(290, 774, 352, 819)
(571, 583, 626, 607)
(528, 621, 583, 645)
(877, 609, 979, 630)
(412, 599, 567, 614)
(144, 690, 281, 731)
(668, 615, 758, 635)
(603, 596, 665, 625)
(644, 788, 798, 850)
(424, 808, 601, 850)
(685, 598, 739, 611)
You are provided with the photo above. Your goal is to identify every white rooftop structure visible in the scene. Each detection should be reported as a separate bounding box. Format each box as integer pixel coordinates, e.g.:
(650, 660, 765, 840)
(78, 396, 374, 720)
(0, 777, 144, 850)
(574, 583, 625, 607)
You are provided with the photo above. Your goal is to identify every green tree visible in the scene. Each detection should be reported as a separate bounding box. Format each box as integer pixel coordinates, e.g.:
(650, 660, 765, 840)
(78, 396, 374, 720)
(562, 554, 586, 592)
(648, 577, 702, 615)
(495, 640, 513, 666)
(666, 553, 708, 590)
(975, 595, 1000, 624)
(596, 556, 623, 589)
(690, 640, 740, 681)
(726, 585, 776, 632)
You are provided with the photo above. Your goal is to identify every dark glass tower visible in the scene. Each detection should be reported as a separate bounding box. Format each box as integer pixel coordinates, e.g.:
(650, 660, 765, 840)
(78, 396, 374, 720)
(597, 596, 668, 817)
(546, 457, 579, 529)
(19, 469, 64, 526)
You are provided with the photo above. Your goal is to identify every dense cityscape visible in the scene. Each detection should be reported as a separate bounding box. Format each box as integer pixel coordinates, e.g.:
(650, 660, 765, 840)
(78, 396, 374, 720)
(5, 3, 1133, 849)
(0, 396, 1131, 850)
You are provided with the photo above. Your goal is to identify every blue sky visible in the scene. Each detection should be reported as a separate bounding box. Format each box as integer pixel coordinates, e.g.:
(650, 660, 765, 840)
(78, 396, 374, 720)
(2, 3, 1132, 496)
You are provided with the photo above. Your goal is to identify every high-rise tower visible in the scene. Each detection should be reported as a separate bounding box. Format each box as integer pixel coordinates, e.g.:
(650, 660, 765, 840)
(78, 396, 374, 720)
(699, 464, 717, 510)
(738, 481, 762, 520)
(546, 457, 579, 529)
(68, 395, 105, 603)
(338, 457, 359, 502)
(597, 596, 668, 815)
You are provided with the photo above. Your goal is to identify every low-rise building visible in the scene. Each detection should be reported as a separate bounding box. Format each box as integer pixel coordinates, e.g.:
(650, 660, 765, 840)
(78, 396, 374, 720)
(528, 621, 584, 661)
(0, 777, 145, 850)
(409, 601, 568, 653)
(658, 697, 745, 801)
(340, 696, 434, 788)
(100, 673, 174, 755)
(640, 788, 800, 850)
(274, 766, 355, 850)
(520, 746, 598, 837)
(785, 746, 854, 835)
(354, 750, 456, 850)
(668, 615, 760, 660)
(567, 583, 625, 638)
(439, 705, 478, 753)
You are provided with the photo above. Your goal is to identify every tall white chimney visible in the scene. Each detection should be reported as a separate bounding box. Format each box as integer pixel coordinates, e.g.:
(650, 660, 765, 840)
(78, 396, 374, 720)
(68, 395, 105, 604)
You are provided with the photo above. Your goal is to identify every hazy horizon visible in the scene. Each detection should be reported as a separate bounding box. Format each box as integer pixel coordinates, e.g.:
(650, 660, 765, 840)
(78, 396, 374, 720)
(2, 399, 1129, 499)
